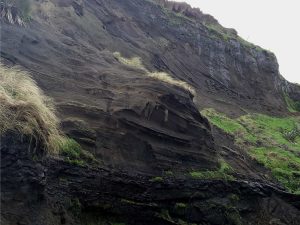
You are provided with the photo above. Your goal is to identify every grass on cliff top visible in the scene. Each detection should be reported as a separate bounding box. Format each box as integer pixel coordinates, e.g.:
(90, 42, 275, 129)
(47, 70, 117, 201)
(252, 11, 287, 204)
(204, 23, 271, 54)
(202, 108, 300, 193)
(113, 52, 195, 95)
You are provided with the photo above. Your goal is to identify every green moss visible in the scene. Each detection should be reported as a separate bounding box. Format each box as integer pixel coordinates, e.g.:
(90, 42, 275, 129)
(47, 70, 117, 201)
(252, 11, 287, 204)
(202, 108, 300, 193)
(60, 138, 82, 158)
(69, 198, 81, 216)
(149, 176, 164, 182)
(189, 170, 235, 181)
(66, 158, 85, 166)
(163, 170, 174, 176)
(219, 159, 234, 173)
(175, 203, 187, 209)
(189, 157, 235, 181)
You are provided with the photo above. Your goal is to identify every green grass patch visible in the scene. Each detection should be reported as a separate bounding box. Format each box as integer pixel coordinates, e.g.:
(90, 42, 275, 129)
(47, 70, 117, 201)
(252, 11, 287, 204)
(219, 158, 234, 173)
(201, 109, 257, 144)
(163, 170, 174, 176)
(149, 176, 164, 182)
(60, 138, 82, 158)
(251, 147, 300, 193)
(175, 203, 187, 209)
(202, 108, 300, 193)
(201, 109, 243, 133)
(59, 138, 96, 166)
(189, 170, 235, 181)
(190, 158, 235, 181)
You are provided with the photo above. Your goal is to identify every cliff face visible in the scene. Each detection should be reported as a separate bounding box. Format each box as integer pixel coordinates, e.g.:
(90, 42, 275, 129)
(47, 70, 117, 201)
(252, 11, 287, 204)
(1, 0, 293, 116)
(1, 0, 300, 225)
(2, 132, 300, 225)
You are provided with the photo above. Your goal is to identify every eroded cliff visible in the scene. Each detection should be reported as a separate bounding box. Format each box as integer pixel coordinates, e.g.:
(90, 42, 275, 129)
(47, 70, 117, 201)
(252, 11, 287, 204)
(1, 0, 300, 225)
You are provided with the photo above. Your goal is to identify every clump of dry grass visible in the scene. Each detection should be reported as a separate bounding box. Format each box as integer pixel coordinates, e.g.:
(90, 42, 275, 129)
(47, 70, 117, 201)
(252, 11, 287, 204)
(113, 52, 146, 71)
(0, 63, 64, 153)
(148, 72, 195, 95)
(113, 52, 195, 95)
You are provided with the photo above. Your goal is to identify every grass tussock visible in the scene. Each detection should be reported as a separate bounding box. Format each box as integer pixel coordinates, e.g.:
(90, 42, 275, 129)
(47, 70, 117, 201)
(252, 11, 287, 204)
(202, 108, 300, 193)
(113, 52, 145, 70)
(113, 52, 195, 95)
(0, 64, 64, 153)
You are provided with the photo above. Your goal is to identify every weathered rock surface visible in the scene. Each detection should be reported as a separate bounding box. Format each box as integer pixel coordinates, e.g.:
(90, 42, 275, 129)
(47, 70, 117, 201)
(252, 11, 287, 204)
(2, 133, 300, 225)
(1, 0, 300, 224)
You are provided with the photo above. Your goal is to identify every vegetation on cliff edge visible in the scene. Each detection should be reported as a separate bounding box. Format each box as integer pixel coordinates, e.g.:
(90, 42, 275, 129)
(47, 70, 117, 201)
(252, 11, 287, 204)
(0, 64, 64, 153)
(0, 64, 94, 162)
(202, 108, 300, 193)
(113, 52, 195, 95)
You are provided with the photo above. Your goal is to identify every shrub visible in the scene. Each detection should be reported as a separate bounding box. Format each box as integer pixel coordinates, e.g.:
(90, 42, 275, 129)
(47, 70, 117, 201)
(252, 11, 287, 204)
(282, 125, 300, 143)
(0, 64, 63, 153)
